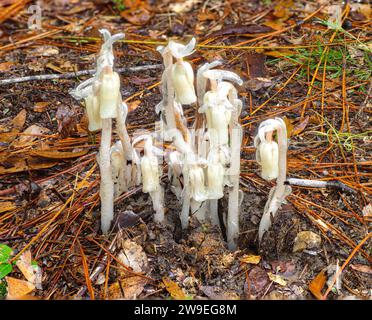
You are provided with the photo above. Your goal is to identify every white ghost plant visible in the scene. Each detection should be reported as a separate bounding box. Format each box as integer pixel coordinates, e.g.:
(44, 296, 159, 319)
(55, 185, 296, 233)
(70, 29, 126, 234)
(133, 135, 165, 223)
(254, 118, 292, 243)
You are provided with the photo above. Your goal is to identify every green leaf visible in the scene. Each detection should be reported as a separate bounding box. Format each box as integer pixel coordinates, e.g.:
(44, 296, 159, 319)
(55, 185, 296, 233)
(0, 244, 13, 263)
(0, 263, 12, 280)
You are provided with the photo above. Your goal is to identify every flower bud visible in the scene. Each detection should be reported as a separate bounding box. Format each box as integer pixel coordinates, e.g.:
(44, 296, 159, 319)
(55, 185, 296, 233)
(207, 161, 224, 199)
(201, 91, 231, 146)
(189, 166, 208, 202)
(84, 94, 102, 131)
(211, 104, 230, 146)
(99, 70, 120, 119)
(258, 140, 279, 181)
(172, 61, 197, 105)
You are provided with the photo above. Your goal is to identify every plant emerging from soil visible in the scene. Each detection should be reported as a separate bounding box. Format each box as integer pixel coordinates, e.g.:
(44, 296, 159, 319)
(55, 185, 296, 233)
(254, 118, 292, 243)
(70, 35, 245, 249)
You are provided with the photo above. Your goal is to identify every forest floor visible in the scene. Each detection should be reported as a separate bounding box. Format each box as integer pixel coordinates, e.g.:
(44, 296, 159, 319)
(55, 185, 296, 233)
(0, 0, 371, 300)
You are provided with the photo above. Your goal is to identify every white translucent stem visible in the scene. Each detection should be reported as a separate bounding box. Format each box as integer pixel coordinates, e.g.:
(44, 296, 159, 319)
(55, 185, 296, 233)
(180, 170, 191, 229)
(258, 120, 288, 243)
(100, 118, 114, 234)
(227, 125, 242, 250)
(209, 199, 219, 227)
(116, 102, 133, 161)
(164, 52, 177, 131)
(150, 187, 165, 223)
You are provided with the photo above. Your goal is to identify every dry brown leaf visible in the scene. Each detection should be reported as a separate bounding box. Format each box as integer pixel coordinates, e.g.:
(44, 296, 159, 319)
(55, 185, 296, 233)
(30, 149, 88, 159)
(118, 239, 148, 274)
(245, 77, 272, 91)
(162, 277, 186, 300)
(350, 264, 372, 275)
(248, 266, 269, 293)
(16, 250, 42, 289)
(246, 52, 266, 78)
(12, 124, 50, 147)
(120, 1, 153, 26)
(350, 4, 371, 20)
(309, 269, 326, 300)
(263, 20, 285, 31)
(0, 156, 58, 174)
(240, 255, 261, 265)
(273, 0, 293, 20)
(33, 102, 50, 113)
(11, 109, 27, 130)
(292, 116, 309, 136)
(6, 276, 35, 298)
(293, 231, 321, 253)
(121, 276, 147, 299)
(268, 272, 287, 286)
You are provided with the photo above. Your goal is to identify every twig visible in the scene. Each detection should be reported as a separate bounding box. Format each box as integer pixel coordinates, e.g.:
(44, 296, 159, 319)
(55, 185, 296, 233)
(74, 233, 118, 299)
(286, 178, 357, 194)
(0, 64, 162, 86)
(322, 232, 372, 300)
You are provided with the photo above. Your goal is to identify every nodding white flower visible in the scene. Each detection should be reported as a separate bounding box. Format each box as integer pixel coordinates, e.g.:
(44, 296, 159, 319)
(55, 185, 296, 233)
(168, 38, 196, 60)
(97, 29, 124, 74)
(163, 37, 197, 105)
(132, 136, 162, 194)
(84, 94, 101, 131)
(258, 140, 279, 181)
(99, 67, 120, 119)
(202, 69, 243, 87)
(200, 82, 235, 146)
(254, 118, 285, 181)
(207, 151, 225, 199)
(172, 60, 197, 105)
(141, 155, 160, 193)
(189, 165, 208, 202)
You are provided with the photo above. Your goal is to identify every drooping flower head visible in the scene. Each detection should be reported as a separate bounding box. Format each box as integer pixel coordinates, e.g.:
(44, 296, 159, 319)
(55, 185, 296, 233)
(254, 118, 287, 181)
(206, 148, 225, 200)
(132, 135, 163, 194)
(70, 30, 124, 129)
(199, 69, 243, 146)
(158, 38, 197, 105)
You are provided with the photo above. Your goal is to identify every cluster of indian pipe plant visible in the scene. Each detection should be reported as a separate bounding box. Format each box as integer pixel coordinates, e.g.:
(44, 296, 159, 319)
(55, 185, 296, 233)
(70, 30, 291, 250)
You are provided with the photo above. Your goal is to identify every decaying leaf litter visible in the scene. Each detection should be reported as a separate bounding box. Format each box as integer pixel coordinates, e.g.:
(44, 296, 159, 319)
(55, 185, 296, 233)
(0, 0, 371, 300)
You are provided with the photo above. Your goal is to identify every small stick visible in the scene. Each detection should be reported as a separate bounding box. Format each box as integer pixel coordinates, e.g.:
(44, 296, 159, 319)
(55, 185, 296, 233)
(74, 232, 118, 299)
(286, 178, 357, 194)
(0, 64, 162, 86)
